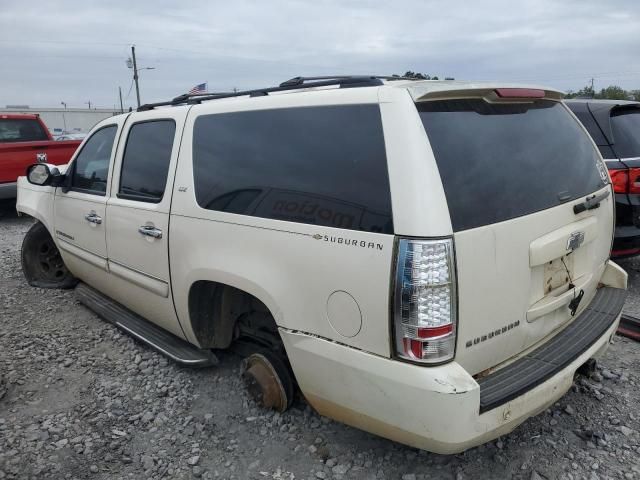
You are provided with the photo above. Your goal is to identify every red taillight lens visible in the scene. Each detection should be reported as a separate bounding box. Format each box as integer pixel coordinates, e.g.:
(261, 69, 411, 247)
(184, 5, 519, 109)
(628, 168, 640, 194)
(609, 169, 628, 193)
(494, 88, 545, 98)
(609, 167, 640, 194)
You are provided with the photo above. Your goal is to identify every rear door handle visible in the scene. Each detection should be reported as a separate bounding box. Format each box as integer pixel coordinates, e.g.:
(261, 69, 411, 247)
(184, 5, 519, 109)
(138, 225, 163, 239)
(84, 212, 102, 224)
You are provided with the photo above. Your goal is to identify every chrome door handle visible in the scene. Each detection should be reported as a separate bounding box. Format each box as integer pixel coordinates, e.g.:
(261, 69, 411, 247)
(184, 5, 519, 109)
(138, 225, 163, 239)
(84, 212, 102, 224)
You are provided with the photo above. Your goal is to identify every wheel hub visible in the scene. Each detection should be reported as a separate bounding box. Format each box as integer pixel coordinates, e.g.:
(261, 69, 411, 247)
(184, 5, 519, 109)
(242, 353, 289, 412)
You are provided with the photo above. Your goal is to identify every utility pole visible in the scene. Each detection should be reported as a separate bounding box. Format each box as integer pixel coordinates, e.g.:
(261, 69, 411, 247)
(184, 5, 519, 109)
(85, 101, 92, 109)
(131, 45, 141, 108)
(127, 46, 154, 108)
(118, 86, 124, 113)
(590, 77, 595, 97)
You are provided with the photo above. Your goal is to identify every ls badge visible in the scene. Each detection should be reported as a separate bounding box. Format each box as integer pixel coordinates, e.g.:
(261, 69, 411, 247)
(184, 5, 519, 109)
(567, 231, 585, 251)
(36, 152, 48, 163)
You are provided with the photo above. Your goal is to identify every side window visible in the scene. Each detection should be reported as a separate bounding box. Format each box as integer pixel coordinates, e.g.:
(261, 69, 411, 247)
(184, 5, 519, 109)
(192, 105, 393, 234)
(118, 120, 176, 202)
(71, 125, 117, 195)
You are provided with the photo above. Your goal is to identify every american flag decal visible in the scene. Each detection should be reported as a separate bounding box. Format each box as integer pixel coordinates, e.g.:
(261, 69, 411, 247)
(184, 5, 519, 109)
(188, 83, 207, 94)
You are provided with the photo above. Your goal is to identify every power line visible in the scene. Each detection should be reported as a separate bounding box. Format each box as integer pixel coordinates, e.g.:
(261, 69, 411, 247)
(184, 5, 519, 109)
(124, 78, 135, 100)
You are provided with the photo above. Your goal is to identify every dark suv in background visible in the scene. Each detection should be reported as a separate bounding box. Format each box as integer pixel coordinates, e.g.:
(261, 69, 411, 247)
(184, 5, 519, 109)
(566, 99, 640, 257)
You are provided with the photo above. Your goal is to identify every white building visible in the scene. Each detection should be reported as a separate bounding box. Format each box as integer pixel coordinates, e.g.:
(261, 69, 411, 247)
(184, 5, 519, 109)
(0, 106, 122, 135)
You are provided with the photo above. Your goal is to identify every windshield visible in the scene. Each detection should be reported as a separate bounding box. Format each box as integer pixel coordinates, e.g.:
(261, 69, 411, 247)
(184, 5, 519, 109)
(0, 119, 48, 142)
(611, 107, 640, 158)
(418, 99, 606, 231)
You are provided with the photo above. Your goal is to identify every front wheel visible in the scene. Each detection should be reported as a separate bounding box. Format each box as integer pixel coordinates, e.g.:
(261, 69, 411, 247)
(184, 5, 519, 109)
(21, 222, 77, 289)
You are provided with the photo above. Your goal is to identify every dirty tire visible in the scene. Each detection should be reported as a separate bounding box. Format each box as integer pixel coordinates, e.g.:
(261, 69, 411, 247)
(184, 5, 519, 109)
(21, 221, 77, 289)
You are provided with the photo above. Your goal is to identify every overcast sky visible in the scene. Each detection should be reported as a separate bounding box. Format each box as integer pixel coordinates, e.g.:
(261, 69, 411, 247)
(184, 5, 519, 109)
(1, 0, 638, 109)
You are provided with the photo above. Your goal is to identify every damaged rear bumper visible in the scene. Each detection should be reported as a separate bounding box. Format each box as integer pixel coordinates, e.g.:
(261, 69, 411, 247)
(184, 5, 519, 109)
(281, 287, 625, 454)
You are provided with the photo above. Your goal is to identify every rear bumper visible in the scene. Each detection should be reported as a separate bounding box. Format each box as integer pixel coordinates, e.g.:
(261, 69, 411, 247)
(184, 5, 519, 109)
(0, 182, 17, 200)
(281, 286, 626, 454)
(612, 225, 640, 257)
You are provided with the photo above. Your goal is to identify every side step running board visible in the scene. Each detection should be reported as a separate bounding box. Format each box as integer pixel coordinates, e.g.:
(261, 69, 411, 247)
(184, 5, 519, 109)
(76, 283, 217, 367)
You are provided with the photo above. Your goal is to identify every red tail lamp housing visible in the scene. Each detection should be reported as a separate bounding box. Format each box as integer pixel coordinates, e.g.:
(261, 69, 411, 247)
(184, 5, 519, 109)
(610, 168, 640, 194)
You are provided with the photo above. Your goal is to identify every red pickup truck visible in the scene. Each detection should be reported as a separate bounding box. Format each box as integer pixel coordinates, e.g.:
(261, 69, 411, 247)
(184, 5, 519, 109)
(0, 114, 82, 199)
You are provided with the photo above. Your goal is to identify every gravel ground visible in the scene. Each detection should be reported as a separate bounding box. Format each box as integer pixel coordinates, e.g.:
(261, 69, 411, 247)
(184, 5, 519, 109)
(1, 201, 640, 480)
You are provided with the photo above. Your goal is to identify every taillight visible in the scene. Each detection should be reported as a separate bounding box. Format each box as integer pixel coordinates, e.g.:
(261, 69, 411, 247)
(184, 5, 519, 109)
(629, 168, 640, 194)
(609, 167, 640, 194)
(393, 238, 457, 364)
(609, 169, 628, 193)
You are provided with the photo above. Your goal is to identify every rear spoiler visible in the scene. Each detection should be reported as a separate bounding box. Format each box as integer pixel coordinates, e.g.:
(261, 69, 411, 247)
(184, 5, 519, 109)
(588, 102, 640, 145)
(407, 83, 563, 103)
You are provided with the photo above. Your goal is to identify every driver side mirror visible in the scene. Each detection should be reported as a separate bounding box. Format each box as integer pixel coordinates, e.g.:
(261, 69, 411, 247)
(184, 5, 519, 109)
(26, 163, 65, 187)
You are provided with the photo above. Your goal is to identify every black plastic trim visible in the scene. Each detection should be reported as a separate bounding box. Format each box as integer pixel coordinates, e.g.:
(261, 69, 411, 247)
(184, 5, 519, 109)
(478, 287, 626, 413)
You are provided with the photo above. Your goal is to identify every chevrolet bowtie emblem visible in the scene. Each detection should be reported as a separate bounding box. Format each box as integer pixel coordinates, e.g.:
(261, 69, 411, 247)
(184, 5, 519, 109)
(567, 231, 585, 251)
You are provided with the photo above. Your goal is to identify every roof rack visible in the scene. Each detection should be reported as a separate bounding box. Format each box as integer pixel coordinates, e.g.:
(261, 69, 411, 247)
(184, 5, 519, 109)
(137, 75, 415, 112)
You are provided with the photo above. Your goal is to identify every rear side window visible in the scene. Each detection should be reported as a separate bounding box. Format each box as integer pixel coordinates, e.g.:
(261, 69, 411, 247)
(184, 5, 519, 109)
(119, 120, 176, 202)
(0, 119, 48, 142)
(611, 108, 640, 158)
(192, 105, 393, 234)
(567, 105, 608, 146)
(71, 125, 117, 195)
(418, 100, 606, 231)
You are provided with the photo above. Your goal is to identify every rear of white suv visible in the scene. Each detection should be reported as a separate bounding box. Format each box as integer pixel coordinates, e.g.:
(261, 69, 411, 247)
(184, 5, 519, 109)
(281, 82, 627, 453)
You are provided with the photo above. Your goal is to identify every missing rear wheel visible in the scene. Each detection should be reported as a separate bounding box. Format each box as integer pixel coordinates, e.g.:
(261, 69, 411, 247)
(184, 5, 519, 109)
(241, 350, 294, 412)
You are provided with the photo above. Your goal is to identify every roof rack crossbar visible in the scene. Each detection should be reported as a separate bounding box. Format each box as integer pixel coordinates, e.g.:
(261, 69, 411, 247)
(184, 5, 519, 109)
(137, 75, 417, 111)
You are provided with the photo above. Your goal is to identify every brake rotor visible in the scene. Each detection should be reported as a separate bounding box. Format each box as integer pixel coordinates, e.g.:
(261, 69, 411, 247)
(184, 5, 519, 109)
(242, 352, 291, 412)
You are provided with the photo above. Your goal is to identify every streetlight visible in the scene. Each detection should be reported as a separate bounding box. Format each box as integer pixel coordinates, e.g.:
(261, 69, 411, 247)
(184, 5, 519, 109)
(126, 45, 155, 108)
(60, 102, 67, 132)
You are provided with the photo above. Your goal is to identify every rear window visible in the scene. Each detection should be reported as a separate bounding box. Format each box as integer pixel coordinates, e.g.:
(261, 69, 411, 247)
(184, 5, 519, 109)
(192, 105, 393, 234)
(418, 99, 606, 231)
(611, 107, 640, 158)
(0, 119, 48, 142)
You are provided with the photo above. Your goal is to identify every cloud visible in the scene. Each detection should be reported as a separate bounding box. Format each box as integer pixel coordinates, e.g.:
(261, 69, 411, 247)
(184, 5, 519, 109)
(0, 0, 638, 108)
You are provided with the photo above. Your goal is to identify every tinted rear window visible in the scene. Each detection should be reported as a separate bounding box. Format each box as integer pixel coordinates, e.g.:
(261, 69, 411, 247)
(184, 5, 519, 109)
(418, 99, 606, 231)
(611, 108, 640, 158)
(192, 105, 393, 234)
(0, 119, 48, 142)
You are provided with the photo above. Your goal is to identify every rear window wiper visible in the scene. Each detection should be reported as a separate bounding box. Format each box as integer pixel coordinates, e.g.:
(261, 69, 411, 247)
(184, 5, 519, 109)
(573, 190, 610, 214)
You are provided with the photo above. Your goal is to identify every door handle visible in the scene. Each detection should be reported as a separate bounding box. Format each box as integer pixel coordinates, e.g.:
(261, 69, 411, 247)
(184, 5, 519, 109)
(138, 225, 163, 239)
(84, 212, 102, 225)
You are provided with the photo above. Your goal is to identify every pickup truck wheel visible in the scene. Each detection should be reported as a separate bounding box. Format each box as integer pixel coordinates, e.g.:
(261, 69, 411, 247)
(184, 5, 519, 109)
(21, 222, 77, 289)
(241, 350, 294, 412)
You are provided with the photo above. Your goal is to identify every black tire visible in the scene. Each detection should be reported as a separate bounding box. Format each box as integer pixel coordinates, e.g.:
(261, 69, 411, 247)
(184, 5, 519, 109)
(259, 349, 295, 411)
(239, 344, 296, 412)
(21, 222, 77, 289)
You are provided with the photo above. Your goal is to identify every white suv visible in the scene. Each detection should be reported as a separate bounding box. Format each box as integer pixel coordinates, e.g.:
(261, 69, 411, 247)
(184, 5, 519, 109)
(16, 76, 627, 454)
